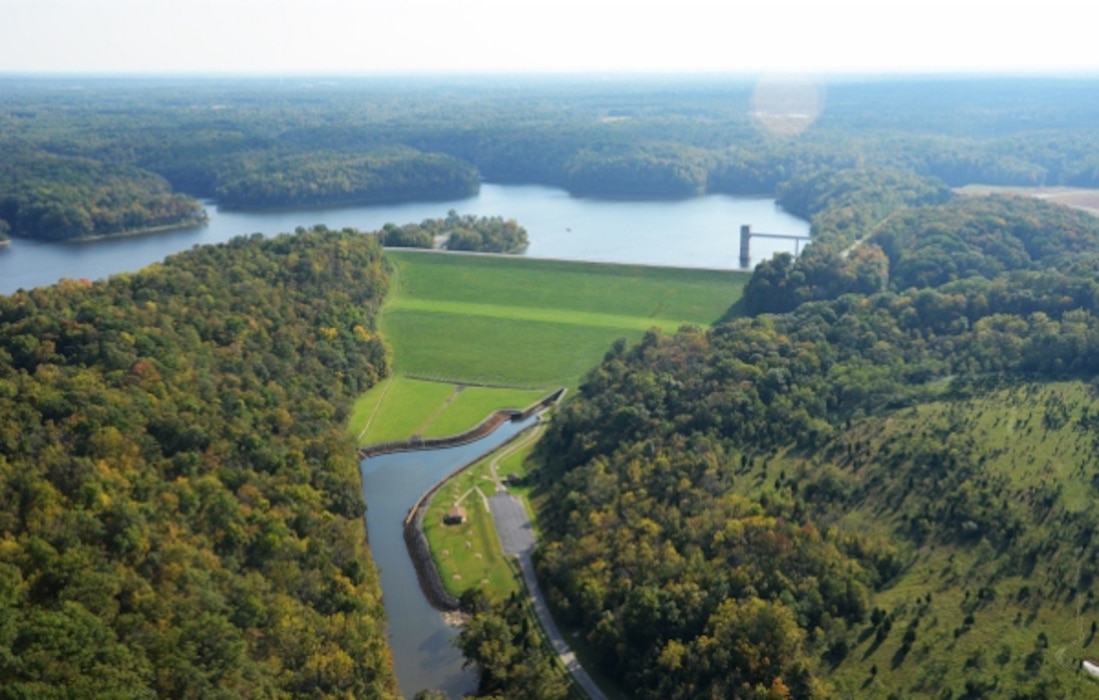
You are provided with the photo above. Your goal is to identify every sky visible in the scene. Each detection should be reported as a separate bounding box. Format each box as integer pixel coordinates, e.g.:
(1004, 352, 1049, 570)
(3, 0, 1097, 76)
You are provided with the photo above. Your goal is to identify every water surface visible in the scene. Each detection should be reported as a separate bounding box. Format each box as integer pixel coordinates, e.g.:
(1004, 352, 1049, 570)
(0, 184, 807, 295)
(360, 416, 537, 698)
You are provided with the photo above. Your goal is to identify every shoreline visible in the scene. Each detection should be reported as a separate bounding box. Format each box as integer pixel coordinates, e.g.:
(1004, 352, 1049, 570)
(65, 217, 209, 243)
(7, 217, 209, 245)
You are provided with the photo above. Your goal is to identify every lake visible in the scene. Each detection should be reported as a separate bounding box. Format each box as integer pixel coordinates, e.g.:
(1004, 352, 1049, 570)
(0, 183, 808, 296)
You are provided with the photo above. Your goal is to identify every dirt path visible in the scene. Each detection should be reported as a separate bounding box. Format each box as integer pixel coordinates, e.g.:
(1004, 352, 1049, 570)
(841, 211, 899, 259)
(356, 376, 393, 443)
(411, 384, 463, 437)
(486, 424, 543, 492)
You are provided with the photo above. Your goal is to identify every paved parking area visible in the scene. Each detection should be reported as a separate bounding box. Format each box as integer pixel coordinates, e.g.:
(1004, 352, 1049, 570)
(489, 492, 535, 555)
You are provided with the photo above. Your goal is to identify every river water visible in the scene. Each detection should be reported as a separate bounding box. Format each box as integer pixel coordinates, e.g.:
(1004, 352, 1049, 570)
(0, 183, 807, 295)
(360, 416, 538, 699)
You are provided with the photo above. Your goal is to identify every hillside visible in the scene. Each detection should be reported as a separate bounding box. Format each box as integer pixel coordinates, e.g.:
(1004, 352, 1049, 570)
(381, 250, 748, 389)
(0, 229, 397, 697)
(527, 181, 1099, 699)
(803, 381, 1099, 697)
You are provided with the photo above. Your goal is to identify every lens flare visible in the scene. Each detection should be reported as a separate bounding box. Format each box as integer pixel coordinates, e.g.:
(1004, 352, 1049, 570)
(750, 75, 823, 137)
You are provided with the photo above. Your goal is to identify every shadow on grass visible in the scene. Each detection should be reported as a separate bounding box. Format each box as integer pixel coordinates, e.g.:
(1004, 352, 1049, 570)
(714, 297, 748, 326)
(861, 632, 888, 661)
(890, 643, 911, 670)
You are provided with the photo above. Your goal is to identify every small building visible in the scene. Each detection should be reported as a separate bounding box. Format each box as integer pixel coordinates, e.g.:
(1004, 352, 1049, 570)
(1083, 659, 1099, 679)
(504, 473, 523, 487)
(444, 506, 467, 525)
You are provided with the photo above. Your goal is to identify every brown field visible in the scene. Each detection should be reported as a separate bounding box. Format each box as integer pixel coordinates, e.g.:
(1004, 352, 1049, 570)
(955, 184, 1099, 215)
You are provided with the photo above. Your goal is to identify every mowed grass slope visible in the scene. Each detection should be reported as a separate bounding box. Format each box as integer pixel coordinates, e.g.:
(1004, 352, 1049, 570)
(382, 250, 746, 388)
(348, 375, 547, 445)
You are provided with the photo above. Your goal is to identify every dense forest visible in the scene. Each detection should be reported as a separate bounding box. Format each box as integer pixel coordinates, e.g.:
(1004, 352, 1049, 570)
(379, 211, 529, 253)
(0, 228, 397, 697)
(525, 176, 1099, 697)
(6, 76, 1099, 241)
(0, 151, 205, 241)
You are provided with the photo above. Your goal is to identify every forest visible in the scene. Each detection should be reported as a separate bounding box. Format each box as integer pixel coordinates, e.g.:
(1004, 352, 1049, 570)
(379, 211, 529, 253)
(5, 76, 1099, 240)
(0, 228, 397, 697)
(522, 176, 1099, 698)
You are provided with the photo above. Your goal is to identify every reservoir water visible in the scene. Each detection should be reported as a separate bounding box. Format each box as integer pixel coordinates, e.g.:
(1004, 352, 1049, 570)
(360, 416, 538, 699)
(0, 183, 807, 295)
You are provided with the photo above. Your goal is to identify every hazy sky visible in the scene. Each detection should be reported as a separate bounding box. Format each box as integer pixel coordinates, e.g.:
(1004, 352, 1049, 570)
(3, 0, 1096, 75)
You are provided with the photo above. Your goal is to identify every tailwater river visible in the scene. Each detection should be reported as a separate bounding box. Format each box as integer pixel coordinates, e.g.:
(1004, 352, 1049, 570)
(360, 416, 539, 698)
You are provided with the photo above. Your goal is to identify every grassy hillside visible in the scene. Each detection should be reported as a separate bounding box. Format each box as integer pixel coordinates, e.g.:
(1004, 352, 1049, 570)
(347, 375, 546, 445)
(354, 251, 747, 448)
(381, 250, 746, 390)
(722, 380, 1099, 697)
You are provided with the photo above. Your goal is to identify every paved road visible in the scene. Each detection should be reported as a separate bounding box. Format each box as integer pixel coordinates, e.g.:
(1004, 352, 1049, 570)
(490, 492, 536, 555)
(489, 493, 608, 700)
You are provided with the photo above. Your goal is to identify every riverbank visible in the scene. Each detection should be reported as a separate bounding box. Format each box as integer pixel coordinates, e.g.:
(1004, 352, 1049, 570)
(403, 416, 543, 611)
(367, 389, 562, 611)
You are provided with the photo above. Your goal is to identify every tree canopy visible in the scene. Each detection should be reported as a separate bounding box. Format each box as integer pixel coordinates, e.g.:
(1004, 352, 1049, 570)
(0, 228, 397, 697)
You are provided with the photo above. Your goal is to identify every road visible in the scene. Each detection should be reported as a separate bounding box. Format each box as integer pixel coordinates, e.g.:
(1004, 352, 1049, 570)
(489, 492, 608, 700)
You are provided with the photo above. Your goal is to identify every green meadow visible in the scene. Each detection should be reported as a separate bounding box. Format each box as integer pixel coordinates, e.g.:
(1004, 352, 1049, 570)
(354, 252, 744, 700)
(351, 251, 746, 445)
(381, 250, 746, 390)
(422, 426, 545, 600)
(348, 375, 547, 445)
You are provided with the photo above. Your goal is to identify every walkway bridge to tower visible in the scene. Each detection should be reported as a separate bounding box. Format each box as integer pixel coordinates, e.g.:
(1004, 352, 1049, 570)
(739, 224, 812, 268)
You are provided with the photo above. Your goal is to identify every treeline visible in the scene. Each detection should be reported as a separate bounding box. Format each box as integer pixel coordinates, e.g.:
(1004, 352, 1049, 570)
(0, 151, 205, 241)
(379, 210, 529, 253)
(745, 172, 1099, 316)
(8, 77, 1099, 235)
(212, 148, 479, 209)
(875, 195, 1099, 291)
(529, 187, 1099, 697)
(455, 590, 573, 700)
(744, 168, 952, 314)
(0, 228, 398, 697)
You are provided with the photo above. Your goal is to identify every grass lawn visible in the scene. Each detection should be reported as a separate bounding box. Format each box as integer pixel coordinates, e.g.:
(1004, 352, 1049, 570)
(422, 424, 545, 600)
(354, 250, 744, 700)
(348, 375, 549, 445)
(382, 250, 746, 390)
(423, 386, 548, 438)
(353, 251, 744, 440)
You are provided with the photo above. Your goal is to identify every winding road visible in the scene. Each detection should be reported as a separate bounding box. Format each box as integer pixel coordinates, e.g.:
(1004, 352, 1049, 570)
(489, 491, 608, 700)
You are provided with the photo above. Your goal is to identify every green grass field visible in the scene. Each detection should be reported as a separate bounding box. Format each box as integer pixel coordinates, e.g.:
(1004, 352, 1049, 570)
(382, 250, 746, 389)
(355, 251, 743, 700)
(422, 425, 546, 600)
(347, 375, 548, 445)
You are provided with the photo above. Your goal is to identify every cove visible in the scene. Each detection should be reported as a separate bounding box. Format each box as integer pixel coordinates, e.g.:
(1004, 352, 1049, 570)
(360, 415, 538, 698)
(0, 184, 807, 296)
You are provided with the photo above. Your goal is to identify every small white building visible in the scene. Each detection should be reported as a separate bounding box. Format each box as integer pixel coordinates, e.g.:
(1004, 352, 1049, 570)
(1082, 659, 1099, 679)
